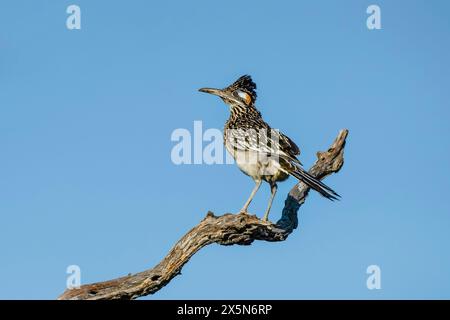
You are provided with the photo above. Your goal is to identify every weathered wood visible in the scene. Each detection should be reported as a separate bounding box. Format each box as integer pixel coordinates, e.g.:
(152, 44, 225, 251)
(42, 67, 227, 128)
(58, 129, 348, 300)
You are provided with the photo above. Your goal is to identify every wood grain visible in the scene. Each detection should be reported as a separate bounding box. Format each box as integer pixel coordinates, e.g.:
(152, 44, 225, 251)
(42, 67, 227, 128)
(58, 129, 348, 300)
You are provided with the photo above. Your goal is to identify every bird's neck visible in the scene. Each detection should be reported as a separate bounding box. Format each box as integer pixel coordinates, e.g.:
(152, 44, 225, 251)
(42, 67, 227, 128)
(228, 103, 261, 120)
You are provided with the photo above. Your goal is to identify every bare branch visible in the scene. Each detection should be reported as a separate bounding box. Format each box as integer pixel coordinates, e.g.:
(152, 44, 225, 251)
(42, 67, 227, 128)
(58, 129, 348, 300)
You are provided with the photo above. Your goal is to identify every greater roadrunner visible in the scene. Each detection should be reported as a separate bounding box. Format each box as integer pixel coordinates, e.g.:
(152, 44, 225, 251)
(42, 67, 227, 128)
(199, 75, 339, 221)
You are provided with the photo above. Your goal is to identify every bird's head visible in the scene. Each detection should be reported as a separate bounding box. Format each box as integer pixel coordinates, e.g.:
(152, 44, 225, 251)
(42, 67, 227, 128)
(199, 75, 257, 110)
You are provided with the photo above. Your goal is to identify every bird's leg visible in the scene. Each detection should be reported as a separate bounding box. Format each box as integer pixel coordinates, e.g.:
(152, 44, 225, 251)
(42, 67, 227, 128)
(240, 179, 262, 214)
(262, 183, 278, 222)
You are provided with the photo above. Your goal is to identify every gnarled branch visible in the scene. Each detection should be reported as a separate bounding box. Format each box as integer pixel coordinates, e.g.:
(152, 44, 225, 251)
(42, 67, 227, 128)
(58, 129, 348, 300)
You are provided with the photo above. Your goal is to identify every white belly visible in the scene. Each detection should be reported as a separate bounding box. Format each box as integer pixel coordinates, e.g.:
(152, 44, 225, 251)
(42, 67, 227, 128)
(229, 149, 288, 182)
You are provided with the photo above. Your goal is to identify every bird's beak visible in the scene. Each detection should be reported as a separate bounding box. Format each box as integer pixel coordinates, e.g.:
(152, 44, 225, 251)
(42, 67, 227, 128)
(199, 87, 245, 107)
(198, 87, 228, 99)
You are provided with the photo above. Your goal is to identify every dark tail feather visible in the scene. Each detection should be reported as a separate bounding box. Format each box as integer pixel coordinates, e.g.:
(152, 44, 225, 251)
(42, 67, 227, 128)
(290, 167, 340, 201)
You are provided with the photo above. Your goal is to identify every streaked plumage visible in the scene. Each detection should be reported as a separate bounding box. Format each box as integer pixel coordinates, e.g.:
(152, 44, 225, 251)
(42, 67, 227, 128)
(199, 75, 339, 221)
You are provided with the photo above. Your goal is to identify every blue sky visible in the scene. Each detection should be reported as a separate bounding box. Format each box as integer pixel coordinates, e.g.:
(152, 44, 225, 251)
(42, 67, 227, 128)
(1, 0, 449, 299)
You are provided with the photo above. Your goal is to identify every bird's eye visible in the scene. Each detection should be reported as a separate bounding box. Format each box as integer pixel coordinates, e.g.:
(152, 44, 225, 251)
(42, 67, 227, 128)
(234, 90, 252, 105)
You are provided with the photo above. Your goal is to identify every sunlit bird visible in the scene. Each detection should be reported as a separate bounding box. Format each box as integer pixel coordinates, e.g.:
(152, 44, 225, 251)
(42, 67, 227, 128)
(199, 75, 339, 221)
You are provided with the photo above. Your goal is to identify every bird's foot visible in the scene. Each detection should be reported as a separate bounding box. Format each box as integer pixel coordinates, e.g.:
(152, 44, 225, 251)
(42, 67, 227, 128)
(238, 209, 249, 215)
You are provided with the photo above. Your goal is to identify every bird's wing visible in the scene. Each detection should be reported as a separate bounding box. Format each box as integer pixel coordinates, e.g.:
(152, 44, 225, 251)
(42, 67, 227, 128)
(270, 129, 302, 165)
(277, 130, 301, 156)
(225, 127, 302, 165)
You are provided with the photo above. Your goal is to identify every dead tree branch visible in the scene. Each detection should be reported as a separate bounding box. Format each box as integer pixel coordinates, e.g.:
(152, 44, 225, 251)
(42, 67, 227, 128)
(58, 129, 348, 300)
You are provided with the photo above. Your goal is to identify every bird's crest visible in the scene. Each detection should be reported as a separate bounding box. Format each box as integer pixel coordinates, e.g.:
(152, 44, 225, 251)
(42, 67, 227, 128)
(227, 75, 257, 105)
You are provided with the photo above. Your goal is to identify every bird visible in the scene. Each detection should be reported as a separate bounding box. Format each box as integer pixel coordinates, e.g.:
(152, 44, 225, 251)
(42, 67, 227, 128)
(199, 75, 339, 221)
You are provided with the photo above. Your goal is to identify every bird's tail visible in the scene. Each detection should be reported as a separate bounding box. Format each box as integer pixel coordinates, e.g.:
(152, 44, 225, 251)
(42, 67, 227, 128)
(289, 166, 340, 201)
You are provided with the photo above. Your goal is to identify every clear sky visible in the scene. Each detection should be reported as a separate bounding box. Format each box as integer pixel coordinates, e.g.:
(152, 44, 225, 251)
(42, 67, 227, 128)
(1, 0, 449, 299)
